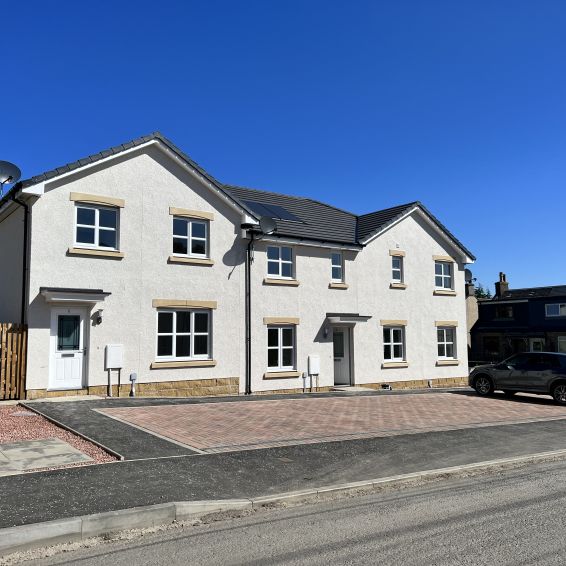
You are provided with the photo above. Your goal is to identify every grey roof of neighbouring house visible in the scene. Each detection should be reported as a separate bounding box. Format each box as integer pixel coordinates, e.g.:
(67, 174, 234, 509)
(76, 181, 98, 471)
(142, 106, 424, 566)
(493, 286, 566, 301)
(3, 132, 475, 258)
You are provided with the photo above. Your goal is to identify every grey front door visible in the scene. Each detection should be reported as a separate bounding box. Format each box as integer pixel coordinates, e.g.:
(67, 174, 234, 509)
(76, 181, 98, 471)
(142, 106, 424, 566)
(333, 328, 351, 385)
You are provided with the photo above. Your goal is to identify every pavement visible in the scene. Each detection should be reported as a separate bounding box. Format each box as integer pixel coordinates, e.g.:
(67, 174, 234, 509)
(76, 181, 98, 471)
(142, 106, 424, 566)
(0, 388, 564, 534)
(0, 438, 91, 477)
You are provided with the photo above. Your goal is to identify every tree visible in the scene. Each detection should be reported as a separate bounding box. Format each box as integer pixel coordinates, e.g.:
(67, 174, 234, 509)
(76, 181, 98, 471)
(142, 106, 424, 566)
(474, 283, 492, 299)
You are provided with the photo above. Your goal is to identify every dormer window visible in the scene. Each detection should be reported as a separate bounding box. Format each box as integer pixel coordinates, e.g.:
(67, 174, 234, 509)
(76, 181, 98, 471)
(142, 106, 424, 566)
(546, 303, 566, 317)
(495, 305, 513, 319)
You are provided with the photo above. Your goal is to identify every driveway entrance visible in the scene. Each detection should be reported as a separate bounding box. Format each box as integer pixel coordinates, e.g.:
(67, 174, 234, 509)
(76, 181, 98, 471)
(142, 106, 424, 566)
(97, 392, 566, 454)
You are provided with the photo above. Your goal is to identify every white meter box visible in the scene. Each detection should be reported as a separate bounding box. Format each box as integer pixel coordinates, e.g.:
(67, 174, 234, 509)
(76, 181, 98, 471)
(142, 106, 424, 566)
(105, 344, 124, 370)
(308, 354, 320, 376)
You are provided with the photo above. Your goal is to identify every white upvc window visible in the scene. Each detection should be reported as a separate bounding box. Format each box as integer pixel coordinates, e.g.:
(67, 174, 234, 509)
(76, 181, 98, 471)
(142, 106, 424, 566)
(545, 303, 566, 317)
(75, 204, 119, 250)
(331, 252, 344, 282)
(267, 246, 294, 278)
(391, 256, 404, 283)
(557, 336, 566, 353)
(437, 327, 456, 359)
(156, 310, 211, 361)
(267, 325, 295, 370)
(383, 326, 405, 362)
(173, 217, 209, 258)
(435, 261, 453, 289)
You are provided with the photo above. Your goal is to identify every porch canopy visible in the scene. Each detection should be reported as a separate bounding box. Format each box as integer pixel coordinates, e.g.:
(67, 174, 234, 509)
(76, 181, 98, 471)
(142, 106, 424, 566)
(326, 312, 372, 325)
(40, 287, 111, 304)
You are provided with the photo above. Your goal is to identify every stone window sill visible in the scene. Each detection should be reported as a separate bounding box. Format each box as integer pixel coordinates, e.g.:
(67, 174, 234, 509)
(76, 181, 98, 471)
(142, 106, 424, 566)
(168, 256, 214, 266)
(68, 247, 124, 259)
(329, 282, 349, 289)
(382, 362, 409, 369)
(151, 360, 217, 369)
(263, 371, 302, 379)
(434, 290, 457, 296)
(263, 278, 300, 287)
(390, 283, 407, 289)
(436, 360, 460, 366)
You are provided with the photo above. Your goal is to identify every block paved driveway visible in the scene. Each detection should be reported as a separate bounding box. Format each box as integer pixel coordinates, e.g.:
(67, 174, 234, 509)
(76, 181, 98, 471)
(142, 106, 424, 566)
(97, 392, 566, 454)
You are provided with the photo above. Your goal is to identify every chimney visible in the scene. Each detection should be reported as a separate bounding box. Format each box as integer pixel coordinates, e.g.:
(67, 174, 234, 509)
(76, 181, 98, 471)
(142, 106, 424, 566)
(495, 272, 509, 298)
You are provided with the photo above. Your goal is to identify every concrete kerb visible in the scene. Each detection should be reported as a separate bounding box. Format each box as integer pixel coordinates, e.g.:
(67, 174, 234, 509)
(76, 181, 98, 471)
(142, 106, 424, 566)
(4, 447, 566, 556)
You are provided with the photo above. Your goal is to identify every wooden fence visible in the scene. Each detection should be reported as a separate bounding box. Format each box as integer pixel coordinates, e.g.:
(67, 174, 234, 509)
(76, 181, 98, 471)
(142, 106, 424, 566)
(0, 323, 27, 400)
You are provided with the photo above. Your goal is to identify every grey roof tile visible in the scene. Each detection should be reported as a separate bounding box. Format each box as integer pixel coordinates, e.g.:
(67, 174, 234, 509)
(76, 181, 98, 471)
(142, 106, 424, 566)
(495, 286, 566, 300)
(225, 185, 359, 246)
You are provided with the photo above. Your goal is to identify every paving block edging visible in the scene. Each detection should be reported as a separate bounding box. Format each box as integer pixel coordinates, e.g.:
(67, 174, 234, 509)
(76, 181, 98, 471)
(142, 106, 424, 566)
(21, 402, 124, 461)
(4, 447, 566, 557)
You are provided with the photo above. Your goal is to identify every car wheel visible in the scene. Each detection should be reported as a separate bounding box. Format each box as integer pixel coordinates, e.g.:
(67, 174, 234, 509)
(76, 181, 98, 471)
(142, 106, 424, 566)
(503, 390, 516, 397)
(551, 383, 566, 405)
(473, 375, 493, 396)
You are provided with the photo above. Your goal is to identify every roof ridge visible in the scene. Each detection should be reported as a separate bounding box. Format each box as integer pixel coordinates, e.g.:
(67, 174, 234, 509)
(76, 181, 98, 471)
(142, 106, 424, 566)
(359, 201, 420, 218)
(507, 284, 566, 292)
(225, 184, 314, 202)
(304, 197, 357, 217)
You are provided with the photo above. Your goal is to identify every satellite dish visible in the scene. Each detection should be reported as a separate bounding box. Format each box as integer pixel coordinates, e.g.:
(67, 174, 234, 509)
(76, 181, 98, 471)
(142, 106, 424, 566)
(259, 216, 276, 235)
(0, 161, 21, 186)
(464, 268, 473, 284)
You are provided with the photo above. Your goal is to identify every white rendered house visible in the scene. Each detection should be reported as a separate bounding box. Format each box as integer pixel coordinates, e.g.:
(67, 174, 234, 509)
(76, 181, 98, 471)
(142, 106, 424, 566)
(0, 133, 475, 399)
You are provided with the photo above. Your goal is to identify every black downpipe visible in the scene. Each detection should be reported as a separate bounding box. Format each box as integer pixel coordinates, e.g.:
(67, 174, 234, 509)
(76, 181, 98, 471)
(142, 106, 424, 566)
(10, 187, 29, 325)
(245, 233, 254, 395)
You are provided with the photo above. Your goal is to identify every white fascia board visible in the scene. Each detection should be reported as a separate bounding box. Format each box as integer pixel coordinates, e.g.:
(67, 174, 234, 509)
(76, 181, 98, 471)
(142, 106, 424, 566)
(258, 235, 361, 252)
(20, 139, 258, 222)
(23, 142, 157, 194)
(361, 206, 474, 264)
(22, 182, 45, 197)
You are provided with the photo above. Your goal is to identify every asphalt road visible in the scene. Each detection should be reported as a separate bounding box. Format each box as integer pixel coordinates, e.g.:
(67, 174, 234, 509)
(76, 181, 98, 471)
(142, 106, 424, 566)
(24, 459, 566, 565)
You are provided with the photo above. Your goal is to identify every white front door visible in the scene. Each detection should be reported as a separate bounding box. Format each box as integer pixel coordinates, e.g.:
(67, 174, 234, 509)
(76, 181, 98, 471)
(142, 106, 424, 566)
(529, 338, 545, 352)
(49, 307, 87, 390)
(333, 327, 351, 385)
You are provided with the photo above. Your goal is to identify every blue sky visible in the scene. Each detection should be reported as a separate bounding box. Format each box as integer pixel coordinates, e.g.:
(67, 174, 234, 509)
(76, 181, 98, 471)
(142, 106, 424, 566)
(2, 1, 565, 292)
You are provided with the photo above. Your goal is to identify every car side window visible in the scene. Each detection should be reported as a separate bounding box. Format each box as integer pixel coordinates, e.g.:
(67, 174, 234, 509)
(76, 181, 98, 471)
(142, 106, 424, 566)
(506, 354, 529, 368)
(541, 354, 561, 369)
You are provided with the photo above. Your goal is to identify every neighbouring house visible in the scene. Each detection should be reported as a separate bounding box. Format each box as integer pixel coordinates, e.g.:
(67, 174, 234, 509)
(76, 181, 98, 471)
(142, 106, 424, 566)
(0, 133, 475, 399)
(470, 272, 566, 362)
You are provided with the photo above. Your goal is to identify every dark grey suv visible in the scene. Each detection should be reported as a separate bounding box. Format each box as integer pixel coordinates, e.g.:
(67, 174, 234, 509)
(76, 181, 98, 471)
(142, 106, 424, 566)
(469, 352, 566, 405)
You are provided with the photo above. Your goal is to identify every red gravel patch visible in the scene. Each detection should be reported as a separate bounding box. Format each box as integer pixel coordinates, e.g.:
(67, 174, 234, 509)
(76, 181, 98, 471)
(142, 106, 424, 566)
(0, 405, 117, 472)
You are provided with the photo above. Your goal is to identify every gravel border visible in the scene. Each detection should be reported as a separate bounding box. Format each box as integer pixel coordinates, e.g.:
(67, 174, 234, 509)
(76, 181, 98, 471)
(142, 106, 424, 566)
(0, 406, 117, 473)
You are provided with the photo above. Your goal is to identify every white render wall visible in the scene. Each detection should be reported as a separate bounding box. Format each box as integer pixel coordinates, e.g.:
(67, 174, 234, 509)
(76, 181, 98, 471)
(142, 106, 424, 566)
(249, 212, 469, 392)
(22, 143, 470, 394)
(26, 145, 246, 391)
(0, 205, 25, 323)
